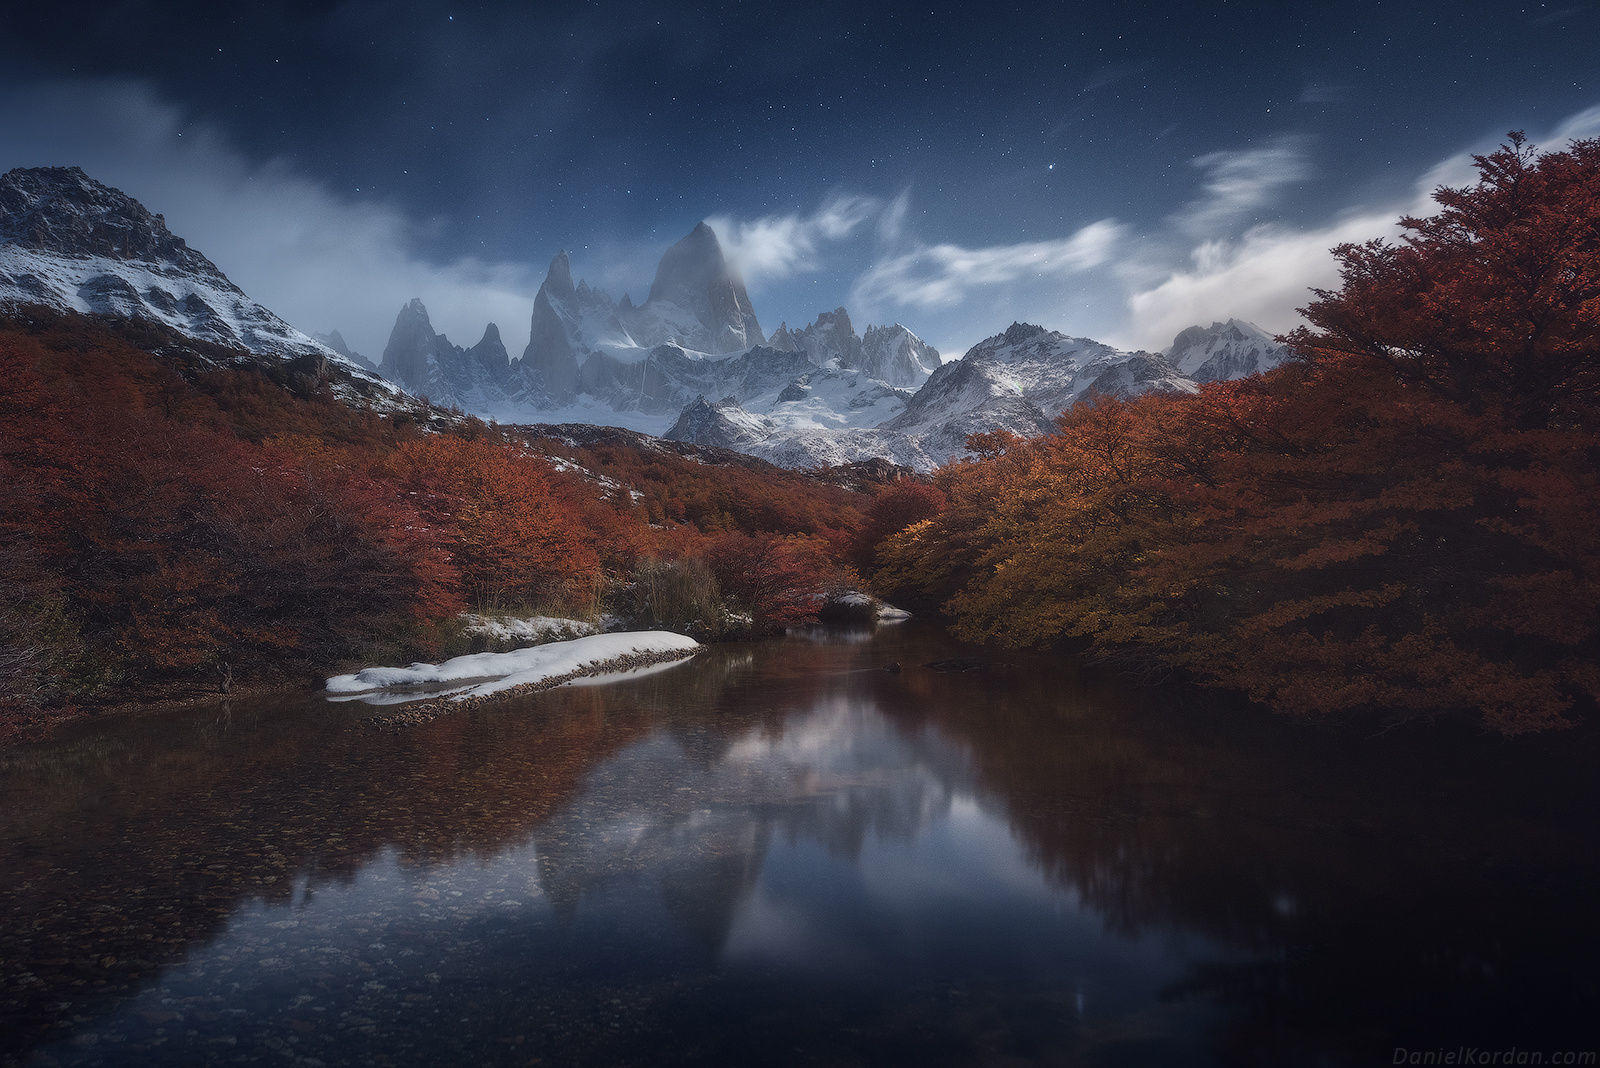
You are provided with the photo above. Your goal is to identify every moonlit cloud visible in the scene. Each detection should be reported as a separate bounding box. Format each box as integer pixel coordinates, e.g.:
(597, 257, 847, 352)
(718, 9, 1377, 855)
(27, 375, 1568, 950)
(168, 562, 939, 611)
(705, 195, 881, 283)
(1119, 105, 1600, 348)
(0, 79, 540, 360)
(850, 220, 1126, 309)
(1175, 135, 1311, 236)
(877, 189, 912, 245)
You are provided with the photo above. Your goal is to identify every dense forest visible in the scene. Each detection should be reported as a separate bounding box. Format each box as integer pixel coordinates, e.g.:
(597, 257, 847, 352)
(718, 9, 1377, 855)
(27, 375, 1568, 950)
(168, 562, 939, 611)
(873, 136, 1600, 735)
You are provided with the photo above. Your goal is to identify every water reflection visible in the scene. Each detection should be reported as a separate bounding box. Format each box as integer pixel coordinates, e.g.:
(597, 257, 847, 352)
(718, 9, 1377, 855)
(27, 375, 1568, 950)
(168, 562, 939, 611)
(1, 625, 1596, 1065)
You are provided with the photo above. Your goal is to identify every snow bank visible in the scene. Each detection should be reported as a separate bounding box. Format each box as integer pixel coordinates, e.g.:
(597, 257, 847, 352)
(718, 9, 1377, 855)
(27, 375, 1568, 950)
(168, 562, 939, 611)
(459, 613, 596, 644)
(821, 591, 912, 623)
(326, 631, 699, 703)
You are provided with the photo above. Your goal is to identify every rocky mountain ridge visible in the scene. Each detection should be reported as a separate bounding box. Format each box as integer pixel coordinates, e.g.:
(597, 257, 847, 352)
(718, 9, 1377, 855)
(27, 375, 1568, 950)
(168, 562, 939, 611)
(0, 166, 1290, 472)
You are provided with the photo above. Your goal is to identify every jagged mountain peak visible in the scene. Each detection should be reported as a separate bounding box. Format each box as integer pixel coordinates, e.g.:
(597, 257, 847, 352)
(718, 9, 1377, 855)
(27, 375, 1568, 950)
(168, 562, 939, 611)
(312, 328, 379, 373)
(859, 322, 941, 387)
(378, 298, 518, 402)
(647, 222, 728, 306)
(636, 221, 762, 352)
(1001, 322, 1049, 345)
(818, 306, 852, 327)
(542, 250, 575, 300)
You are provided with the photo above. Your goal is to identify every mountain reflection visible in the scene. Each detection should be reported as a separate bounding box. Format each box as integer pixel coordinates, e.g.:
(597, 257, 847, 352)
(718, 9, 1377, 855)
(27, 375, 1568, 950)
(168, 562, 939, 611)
(2, 625, 1596, 1066)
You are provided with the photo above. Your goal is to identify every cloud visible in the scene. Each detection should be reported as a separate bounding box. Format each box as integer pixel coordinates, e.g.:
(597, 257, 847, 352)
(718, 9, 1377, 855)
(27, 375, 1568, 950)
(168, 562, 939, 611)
(1120, 107, 1600, 348)
(0, 78, 540, 360)
(877, 188, 912, 245)
(1123, 213, 1394, 348)
(851, 220, 1126, 309)
(705, 195, 880, 283)
(1175, 135, 1311, 236)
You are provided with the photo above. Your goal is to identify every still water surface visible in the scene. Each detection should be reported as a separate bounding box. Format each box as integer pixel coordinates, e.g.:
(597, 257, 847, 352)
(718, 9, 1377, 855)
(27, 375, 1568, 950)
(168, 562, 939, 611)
(2, 624, 1596, 1065)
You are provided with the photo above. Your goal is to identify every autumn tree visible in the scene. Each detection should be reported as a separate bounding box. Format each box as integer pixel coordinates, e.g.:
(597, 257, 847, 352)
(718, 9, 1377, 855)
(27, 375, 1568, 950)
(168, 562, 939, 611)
(875, 134, 1600, 734)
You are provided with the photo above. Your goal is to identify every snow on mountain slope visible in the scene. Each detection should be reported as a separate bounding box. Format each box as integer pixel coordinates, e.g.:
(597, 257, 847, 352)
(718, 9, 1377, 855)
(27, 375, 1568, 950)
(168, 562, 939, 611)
(664, 317, 1282, 473)
(873, 323, 1192, 467)
(859, 322, 942, 387)
(762, 368, 911, 432)
(521, 250, 641, 401)
(766, 309, 940, 387)
(664, 397, 935, 470)
(765, 307, 861, 369)
(1166, 318, 1288, 382)
(0, 167, 383, 384)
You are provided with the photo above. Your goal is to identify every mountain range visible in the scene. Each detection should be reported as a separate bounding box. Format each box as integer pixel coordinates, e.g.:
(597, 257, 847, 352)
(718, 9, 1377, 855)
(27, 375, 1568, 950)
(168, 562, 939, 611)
(0, 166, 1288, 471)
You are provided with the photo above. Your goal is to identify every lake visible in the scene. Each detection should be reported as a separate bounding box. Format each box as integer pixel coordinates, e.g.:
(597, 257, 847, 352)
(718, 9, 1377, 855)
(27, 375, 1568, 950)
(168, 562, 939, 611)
(2, 623, 1596, 1066)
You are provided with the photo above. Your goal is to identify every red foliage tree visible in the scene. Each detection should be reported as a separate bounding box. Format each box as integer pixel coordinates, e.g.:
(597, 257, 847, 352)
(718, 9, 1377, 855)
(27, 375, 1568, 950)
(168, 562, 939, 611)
(876, 134, 1600, 734)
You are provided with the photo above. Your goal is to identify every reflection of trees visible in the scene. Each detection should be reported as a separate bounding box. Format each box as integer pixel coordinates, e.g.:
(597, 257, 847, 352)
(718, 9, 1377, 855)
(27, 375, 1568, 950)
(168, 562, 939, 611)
(0, 631, 939, 1058)
(0, 686, 656, 1058)
(4, 624, 1597, 1064)
(884, 657, 1600, 1060)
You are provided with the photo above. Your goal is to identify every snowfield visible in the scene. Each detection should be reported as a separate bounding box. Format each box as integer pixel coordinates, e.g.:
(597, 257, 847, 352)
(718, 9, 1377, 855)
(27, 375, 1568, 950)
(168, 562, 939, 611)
(326, 631, 700, 703)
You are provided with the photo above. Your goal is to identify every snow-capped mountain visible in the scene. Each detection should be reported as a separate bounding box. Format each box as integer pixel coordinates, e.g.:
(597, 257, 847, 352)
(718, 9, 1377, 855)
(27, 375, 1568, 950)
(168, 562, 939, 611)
(873, 323, 1191, 465)
(766, 307, 941, 388)
(0, 165, 1291, 474)
(1166, 318, 1287, 382)
(0, 166, 378, 379)
(666, 320, 1277, 472)
(515, 221, 764, 407)
(379, 228, 943, 434)
(859, 322, 942, 388)
(664, 397, 937, 470)
(521, 250, 635, 402)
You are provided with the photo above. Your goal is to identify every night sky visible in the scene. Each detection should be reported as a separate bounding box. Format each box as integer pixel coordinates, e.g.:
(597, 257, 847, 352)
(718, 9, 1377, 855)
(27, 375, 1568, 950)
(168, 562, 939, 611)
(2, 0, 1597, 358)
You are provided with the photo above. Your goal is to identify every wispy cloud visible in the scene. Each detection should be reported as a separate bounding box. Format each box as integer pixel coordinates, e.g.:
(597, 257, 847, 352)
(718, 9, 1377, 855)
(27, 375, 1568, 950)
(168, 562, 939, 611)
(1175, 135, 1311, 236)
(1119, 106, 1600, 348)
(851, 221, 1125, 309)
(705, 195, 880, 283)
(877, 188, 913, 245)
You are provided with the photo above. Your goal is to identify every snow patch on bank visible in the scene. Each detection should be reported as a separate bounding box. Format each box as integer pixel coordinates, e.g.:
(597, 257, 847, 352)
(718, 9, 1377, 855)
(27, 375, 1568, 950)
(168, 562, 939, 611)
(326, 631, 700, 703)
